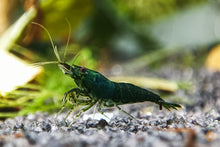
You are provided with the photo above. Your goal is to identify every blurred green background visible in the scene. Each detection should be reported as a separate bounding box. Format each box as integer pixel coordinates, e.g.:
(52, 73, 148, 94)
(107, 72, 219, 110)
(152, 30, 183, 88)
(1, 0, 219, 118)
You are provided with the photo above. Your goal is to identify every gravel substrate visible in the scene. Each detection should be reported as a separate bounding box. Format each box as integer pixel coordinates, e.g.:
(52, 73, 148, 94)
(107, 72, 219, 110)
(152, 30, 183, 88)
(0, 109, 220, 147)
(0, 69, 220, 147)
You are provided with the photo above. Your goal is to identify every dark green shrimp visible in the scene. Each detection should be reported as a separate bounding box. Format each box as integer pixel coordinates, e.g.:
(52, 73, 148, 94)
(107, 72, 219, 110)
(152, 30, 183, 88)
(33, 22, 182, 125)
(59, 63, 181, 120)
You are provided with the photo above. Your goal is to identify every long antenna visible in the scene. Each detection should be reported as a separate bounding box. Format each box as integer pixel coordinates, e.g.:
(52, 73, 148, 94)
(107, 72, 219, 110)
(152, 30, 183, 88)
(32, 22, 62, 63)
(63, 19, 71, 62)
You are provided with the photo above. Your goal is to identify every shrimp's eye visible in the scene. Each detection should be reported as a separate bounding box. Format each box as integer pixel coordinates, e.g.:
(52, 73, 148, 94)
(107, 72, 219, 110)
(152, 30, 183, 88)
(80, 67, 87, 73)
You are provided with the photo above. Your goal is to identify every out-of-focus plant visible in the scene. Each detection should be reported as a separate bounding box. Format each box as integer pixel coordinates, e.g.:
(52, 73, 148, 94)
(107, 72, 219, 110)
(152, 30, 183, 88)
(0, 45, 98, 118)
(0, 0, 96, 118)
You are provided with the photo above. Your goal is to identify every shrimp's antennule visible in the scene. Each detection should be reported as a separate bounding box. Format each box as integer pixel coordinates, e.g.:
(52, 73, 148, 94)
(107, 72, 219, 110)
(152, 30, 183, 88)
(32, 22, 61, 63)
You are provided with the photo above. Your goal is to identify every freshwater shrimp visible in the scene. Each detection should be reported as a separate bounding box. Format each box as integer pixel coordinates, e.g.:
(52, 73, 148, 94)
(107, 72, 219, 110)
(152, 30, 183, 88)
(32, 22, 182, 125)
